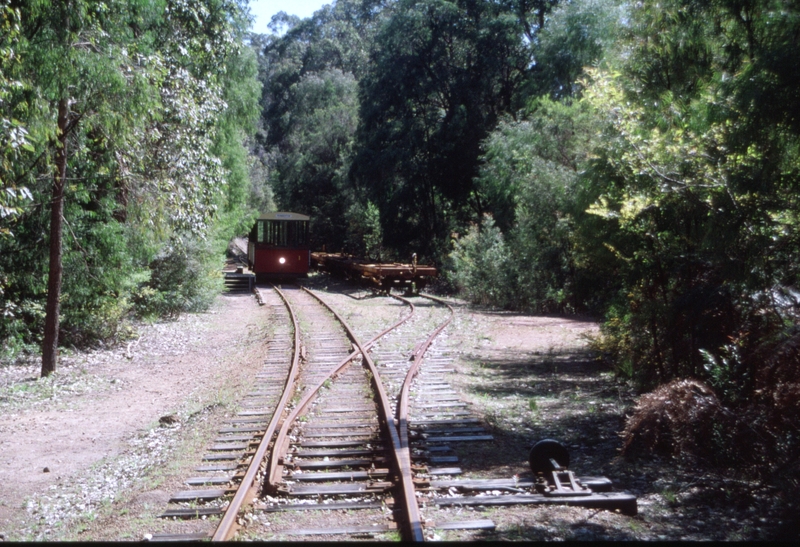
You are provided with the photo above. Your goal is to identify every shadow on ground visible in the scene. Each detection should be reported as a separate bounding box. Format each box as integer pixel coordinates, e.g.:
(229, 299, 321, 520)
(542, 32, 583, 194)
(445, 344, 786, 540)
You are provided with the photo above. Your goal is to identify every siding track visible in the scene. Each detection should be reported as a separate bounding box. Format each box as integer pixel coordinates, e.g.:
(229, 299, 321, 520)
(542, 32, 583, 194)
(151, 281, 635, 542)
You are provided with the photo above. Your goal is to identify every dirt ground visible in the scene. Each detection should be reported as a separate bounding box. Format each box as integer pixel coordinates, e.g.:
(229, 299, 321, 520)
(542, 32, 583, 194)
(0, 292, 271, 540)
(0, 277, 791, 541)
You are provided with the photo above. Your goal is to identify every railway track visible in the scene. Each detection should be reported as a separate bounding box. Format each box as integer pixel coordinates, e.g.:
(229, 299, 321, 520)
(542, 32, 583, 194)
(254, 285, 422, 540)
(152, 286, 297, 540)
(153, 283, 428, 540)
(152, 281, 636, 542)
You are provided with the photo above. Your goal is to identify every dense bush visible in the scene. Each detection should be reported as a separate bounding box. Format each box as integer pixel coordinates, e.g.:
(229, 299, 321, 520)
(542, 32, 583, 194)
(448, 215, 514, 308)
(133, 236, 223, 319)
(448, 207, 576, 313)
(345, 201, 383, 259)
(0, 0, 262, 370)
(453, 1, 800, 410)
(449, 98, 602, 313)
(1, 222, 228, 362)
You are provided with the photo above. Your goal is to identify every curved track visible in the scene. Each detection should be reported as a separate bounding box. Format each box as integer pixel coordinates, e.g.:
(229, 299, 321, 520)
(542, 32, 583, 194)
(153, 282, 633, 542)
(210, 285, 303, 540)
(206, 284, 437, 541)
(191, 287, 463, 541)
(257, 285, 423, 540)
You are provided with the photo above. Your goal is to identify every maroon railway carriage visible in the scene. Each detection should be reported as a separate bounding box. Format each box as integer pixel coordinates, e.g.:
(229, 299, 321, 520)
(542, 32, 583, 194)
(248, 212, 310, 280)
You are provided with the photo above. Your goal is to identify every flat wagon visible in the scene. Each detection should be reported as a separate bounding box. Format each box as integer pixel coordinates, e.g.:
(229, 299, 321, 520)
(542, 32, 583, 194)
(311, 252, 437, 292)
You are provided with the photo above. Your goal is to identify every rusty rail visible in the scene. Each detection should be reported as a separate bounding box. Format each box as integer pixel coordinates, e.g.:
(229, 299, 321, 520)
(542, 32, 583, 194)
(396, 294, 454, 451)
(211, 284, 302, 541)
(264, 289, 414, 487)
(297, 287, 425, 541)
(213, 286, 438, 541)
(391, 293, 453, 540)
(180, 286, 636, 541)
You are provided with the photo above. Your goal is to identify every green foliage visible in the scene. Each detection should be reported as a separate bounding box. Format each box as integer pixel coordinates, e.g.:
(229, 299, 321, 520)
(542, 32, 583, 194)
(0, 200, 50, 360)
(444, 0, 800, 444)
(525, 0, 623, 99)
(270, 68, 359, 248)
(256, 0, 619, 267)
(133, 236, 222, 319)
(454, 97, 603, 312)
(0, 0, 32, 236)
(247, 155, 275, 215)
(257, 0, 382, 249)
(345, 200, 383, 259)
(352, 0, 532, 258)
(579, 0, 800, 396)
(58, 211, 135, 347)
(449, 215, 514, 307)
(0, 0, 261, 363)
(214, 33, 262, 215)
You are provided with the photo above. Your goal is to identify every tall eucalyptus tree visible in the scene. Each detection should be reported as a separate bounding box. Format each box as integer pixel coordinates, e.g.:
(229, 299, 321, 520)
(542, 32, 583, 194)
(3, 0, 250, 376)
(15, 0, 162, 376)
(257, 0, 388, 248)
(351, 0, 546, 259)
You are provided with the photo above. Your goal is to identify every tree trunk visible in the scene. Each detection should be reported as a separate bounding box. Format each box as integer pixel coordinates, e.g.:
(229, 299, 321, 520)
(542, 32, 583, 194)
(41, 98, 69, 377)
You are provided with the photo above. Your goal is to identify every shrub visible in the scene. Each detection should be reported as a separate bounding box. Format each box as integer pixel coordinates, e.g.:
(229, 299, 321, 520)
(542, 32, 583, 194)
(58, 220, 137, 347)
(133, 235, 222, 319)
(345, 201, 383, 260)
(449, 215, 515, 308)
(620, 378, 745, 466)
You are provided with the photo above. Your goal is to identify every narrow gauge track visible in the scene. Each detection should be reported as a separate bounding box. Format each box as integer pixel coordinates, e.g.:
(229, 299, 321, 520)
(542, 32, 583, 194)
(155, 284, 420, 541)
(243, 284, 425, 541)
(252, 290, 500, 540)
(348, 293, 637, 538)
(366, 295, 499, 534)
(153, 287, 297, 541)
(154, 283, 632, 542)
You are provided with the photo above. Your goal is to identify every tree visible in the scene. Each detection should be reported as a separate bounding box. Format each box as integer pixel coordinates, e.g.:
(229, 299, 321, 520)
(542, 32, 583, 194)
(579, 0, 800, 394)
(0, 0, 31, 237)
(447, 0, 620, 311)
(256, 0, 387, 248)
(352, 0, 533, 259)
(449, 214, 514, 307)
(12, 0, 160, 376)
(452, 97, 604, 312)
(272, 69, 359, 249)
(345, 199, 382, 258)
(1, 0, 252, 375)
(523, 0, 622, 99)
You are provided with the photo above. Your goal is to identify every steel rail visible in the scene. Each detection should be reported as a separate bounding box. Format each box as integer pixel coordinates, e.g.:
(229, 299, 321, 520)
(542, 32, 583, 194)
(263, 290, 414, 486)
(211, 283, 302, 542)
(396, 294, 455, 450)
(389, 293, 452, 541)
(299, 287, 425, 542)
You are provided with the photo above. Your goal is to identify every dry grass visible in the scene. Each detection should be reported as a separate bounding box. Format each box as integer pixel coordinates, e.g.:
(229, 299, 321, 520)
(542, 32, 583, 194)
(620, 379, 734, 462)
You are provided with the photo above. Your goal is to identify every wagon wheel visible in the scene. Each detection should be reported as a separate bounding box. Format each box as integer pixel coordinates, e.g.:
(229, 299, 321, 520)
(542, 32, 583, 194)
(529, 439, 570, 475)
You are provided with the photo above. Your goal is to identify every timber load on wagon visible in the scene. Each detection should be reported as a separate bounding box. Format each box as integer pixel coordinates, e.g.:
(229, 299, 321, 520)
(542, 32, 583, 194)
(311, 252, 437, 292)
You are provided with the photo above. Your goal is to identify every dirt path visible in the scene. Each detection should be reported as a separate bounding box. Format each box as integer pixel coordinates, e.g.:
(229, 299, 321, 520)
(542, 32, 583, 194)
(0, 293, 269, 538)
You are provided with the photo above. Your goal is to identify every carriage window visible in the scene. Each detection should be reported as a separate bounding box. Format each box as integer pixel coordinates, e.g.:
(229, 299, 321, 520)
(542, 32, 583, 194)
(259, 219, 309, 246)
(277, 221, 286, 246)
(286, 221, 308, 246)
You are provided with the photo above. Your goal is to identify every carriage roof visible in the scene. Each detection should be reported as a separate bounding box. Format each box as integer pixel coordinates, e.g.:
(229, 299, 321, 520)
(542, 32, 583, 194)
(256, 212, 310, 221)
